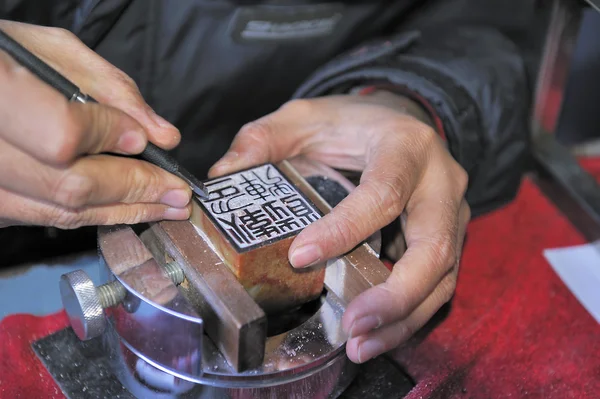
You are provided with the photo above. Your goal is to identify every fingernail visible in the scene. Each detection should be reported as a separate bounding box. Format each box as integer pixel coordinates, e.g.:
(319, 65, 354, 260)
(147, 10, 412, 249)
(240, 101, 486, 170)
(117, 130, 146, 153)
(164, 207, 190, 220)
(358, 339, 386, 363)
(160, 189, 191, 208)
(349, 315, 382, 338)
(290, 244, 322, 268)
(147, 109, 174, 129)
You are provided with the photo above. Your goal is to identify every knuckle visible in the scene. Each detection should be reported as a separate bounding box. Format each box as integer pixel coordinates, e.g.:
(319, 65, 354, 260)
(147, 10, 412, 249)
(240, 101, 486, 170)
(237, 120, 274, 153)
(328, 206, 364, 251)
(128, 206, 153, 224)
(123, 163, 163, 203)
(113, 71, 141, 94)
(47, 105, 83, 164)
(379, 281, 411, 318)
(111, 205, 155, 225)
(439, 275, 458, 304)
(430, 234, 457, 272)
(372, 175, 407, 217)
(396, 319, 416, 341)
(461, 201, 472, 225)
(401, 124, 441, 161)
(280, 98, 315, 115)
(45, 26, 77, 41)
(453, 165, 469, 195)
(51, 170, 95, 209)
(0, 52, 17, 77)
(239, 120, 272, 142)
(413, 124, 439, 149)
(47, 208, 85, 230)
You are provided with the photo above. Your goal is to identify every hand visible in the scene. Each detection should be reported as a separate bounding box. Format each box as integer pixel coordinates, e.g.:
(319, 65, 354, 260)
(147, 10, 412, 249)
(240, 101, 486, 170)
(209, 91, 470, 363)
(0, 21, 191, 228)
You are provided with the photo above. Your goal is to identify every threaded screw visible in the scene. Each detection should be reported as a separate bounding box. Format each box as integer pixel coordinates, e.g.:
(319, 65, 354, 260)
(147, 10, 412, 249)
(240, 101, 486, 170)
(97, 281, 127, 308)
(163, 261, 185, 286)
(96, 261, 184, 309)
(60, 262, 186, 341)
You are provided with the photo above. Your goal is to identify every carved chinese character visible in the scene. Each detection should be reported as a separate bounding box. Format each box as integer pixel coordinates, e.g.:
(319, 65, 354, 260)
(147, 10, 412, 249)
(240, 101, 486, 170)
(216, 213, 252, 246)
(204, 177, 248, 214)
(239, 208, 275, 237)
(262, 200, 291, 221)
(281, 194, 320, 226)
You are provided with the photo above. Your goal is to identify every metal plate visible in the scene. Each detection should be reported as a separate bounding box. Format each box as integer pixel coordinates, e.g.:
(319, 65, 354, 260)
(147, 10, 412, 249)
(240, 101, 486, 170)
(33, 328, 414, 399)
(33, 328, 133, 399)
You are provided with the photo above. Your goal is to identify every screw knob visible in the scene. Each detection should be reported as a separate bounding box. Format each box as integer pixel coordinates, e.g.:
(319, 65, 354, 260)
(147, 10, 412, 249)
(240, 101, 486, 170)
(59, 269, 106, 341)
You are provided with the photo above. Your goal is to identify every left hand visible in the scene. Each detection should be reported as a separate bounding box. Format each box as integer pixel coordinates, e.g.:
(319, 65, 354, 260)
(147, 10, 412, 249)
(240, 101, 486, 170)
(209, 92, 470, 364)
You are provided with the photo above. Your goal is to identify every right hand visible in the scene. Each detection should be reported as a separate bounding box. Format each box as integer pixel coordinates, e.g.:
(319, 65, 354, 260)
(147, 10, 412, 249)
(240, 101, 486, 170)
(0, 21, 192, 229)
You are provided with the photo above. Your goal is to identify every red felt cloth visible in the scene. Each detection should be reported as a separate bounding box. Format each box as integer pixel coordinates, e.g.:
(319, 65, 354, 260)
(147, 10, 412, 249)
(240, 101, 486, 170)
(1, 158, 600, 399)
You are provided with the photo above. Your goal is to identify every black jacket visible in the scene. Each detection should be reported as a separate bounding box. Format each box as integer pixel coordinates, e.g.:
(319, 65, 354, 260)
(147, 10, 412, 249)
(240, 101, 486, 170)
(0, 0, 549, 265)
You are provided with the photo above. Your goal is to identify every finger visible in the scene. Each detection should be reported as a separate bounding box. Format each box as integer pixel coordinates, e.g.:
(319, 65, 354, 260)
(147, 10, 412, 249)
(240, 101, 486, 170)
(89, 79, 181, 151)
(0, 139, 191, 209)
(341, 162, 468, 337)
(83, 69, 180, 150)
(288, 129, 433, 268)
(208, 100, 319, 177)
(0, 187, 191, 229)
(345, 271, 458, 364)
(0, 21, 180, 149)
(0, 57, 151, 164)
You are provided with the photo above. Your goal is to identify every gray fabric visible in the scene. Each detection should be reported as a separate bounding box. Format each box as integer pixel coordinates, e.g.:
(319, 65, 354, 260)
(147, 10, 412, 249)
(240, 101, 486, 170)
(71, 0, 97, 33)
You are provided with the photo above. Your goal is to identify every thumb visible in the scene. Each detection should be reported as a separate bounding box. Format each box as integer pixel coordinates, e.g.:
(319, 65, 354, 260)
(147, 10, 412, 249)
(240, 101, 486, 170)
(208, 100, 317, 177)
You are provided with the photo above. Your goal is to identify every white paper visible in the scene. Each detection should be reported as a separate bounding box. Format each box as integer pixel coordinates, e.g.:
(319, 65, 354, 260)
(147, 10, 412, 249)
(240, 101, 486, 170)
(543, 242, 600, 324)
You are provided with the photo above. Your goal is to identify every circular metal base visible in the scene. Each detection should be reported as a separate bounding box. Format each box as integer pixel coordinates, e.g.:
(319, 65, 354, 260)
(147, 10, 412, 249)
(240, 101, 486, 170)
(104, 321, 358, 398)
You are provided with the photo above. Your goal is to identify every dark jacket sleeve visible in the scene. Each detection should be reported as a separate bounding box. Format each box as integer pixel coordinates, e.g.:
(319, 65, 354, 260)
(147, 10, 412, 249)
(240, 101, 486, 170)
(293, 6, 547, 217)
(0, 0, 76, 29)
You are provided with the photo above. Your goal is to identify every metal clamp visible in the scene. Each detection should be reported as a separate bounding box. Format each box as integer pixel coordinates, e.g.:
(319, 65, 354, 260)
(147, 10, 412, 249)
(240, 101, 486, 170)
(59, 262, 185, 341)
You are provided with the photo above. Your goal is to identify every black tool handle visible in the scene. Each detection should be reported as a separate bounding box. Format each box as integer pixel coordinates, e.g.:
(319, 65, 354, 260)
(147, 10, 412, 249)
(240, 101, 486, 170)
(139, 142, 180, 174)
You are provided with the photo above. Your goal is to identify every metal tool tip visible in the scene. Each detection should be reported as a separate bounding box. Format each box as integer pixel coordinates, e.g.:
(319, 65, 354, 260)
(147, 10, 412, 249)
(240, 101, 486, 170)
(192, 183, 210, 200)
(175, 168, 210, 200)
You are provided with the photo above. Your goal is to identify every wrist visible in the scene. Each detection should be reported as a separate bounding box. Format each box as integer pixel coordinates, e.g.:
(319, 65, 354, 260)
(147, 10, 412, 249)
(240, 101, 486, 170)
(369, 90, 435, 127)
(351, 85, 445, 139)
